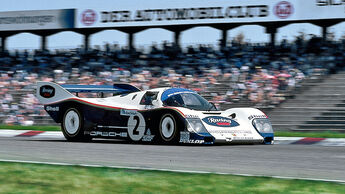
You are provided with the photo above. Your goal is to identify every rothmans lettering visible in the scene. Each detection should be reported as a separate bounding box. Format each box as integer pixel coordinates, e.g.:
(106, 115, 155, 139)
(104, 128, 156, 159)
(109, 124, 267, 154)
(208, 118, 231, 123)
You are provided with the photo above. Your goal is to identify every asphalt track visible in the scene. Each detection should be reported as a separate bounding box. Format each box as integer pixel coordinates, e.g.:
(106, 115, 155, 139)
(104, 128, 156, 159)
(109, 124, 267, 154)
(0, 137, 345, 182)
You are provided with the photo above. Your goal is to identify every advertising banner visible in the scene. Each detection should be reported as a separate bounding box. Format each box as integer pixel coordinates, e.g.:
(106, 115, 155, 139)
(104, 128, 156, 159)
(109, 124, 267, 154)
(0, 9, 75, 31)
(76, 0, 345, 28)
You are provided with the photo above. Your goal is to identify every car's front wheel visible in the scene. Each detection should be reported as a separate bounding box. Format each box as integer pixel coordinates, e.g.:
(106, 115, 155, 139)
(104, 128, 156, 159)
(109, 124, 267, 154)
(159, 113, 178, 143)
(61, 108, 90, 142)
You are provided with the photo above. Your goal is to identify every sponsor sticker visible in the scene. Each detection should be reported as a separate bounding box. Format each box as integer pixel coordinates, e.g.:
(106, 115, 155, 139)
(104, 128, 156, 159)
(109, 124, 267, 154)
(120, 109, 137, 116)
(40, 85, 55, 98)
(202, 116, 239, 127)
(180, 139, 205, 144)
(142, 128, 155, 142)
(46, 106, 59, 111)
(185, 114, 199, 118)
(248, 115, 267, 120)
(179, 131, 204, 144)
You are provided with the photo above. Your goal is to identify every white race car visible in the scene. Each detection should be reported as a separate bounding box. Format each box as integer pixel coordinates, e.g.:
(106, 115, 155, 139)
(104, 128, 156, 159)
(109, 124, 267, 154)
(36, 81, 274, 144)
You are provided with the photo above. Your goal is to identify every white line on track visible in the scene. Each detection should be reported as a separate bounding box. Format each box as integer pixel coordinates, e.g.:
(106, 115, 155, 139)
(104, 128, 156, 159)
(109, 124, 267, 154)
(0, 159, 344, 184)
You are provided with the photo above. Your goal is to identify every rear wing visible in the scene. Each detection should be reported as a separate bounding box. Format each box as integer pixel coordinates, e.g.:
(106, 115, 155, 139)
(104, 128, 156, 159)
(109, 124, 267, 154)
(36, 81, 140, 105)
(61, 83, 140, 94)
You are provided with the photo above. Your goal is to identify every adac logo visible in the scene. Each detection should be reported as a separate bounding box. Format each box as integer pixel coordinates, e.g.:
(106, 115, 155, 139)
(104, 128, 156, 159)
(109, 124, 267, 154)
(40, 85, 55, 98)
(81, 9, 97, 26)
(274, 1, 294, 19)
(202, 116, 239, 127)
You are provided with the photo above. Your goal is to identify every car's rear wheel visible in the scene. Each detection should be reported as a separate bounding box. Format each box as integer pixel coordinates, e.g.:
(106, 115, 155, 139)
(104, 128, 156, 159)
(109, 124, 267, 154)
(61, 108, 90, 142)
(159, 113, 178, 143)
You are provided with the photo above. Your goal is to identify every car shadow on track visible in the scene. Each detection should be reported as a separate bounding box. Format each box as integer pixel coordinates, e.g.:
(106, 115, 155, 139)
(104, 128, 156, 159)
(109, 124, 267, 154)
(21, 138, 262, 147)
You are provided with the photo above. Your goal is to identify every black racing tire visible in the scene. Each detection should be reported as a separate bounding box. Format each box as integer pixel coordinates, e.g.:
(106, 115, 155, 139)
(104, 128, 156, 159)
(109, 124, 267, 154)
(159, 113, 178, 143)
(61, 108, 91, 142)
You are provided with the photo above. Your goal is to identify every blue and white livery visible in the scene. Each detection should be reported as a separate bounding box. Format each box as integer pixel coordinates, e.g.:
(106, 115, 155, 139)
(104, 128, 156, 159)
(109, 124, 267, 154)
(36, 82, 274, 144)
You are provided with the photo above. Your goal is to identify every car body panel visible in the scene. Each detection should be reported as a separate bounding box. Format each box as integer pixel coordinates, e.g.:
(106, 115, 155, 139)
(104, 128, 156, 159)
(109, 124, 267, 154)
(36, 81, 274, 144)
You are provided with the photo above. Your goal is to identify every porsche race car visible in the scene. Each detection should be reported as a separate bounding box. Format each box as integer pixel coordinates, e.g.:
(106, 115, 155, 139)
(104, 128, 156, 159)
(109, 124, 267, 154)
(36, 81, 274, 144)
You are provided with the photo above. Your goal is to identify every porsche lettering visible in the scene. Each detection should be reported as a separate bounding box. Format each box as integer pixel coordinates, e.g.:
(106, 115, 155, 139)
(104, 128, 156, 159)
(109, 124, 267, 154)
(90, 131, 127, 137)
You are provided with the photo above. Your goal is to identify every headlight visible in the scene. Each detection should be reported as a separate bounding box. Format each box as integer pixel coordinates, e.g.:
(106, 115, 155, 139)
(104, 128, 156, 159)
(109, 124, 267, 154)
(186, 118, 209, 134)
(252, 118, 273, 133)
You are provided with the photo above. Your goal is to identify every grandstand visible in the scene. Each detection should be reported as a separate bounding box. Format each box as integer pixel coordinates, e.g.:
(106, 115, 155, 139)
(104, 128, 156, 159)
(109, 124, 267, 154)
(1, 38, 344, 130)
(1, 0, 345, 132)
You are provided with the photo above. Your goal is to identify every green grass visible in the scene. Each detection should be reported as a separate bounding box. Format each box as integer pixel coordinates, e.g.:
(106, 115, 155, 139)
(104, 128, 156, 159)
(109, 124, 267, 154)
(0, 162, 344, 194)
(0, 125, 60, 131)
(1, 125, 345, 138)
(275, 131, 345, 138)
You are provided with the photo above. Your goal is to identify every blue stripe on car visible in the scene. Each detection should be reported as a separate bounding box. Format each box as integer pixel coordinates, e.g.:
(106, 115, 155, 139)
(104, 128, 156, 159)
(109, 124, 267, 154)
(161, 88, 196, 101)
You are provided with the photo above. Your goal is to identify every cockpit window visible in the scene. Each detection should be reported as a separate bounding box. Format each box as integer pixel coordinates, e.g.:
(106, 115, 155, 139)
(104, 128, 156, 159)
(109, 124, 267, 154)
(140, 91, 158, 105)
(163, 94, 184, 107)
(163, 92, 217, 111)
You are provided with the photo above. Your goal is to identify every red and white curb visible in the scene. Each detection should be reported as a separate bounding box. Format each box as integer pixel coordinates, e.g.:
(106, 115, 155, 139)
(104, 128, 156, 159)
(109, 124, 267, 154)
(0, 130, 65, 140)
(1, 130, 345, 146)
(274, 137, 345, 147)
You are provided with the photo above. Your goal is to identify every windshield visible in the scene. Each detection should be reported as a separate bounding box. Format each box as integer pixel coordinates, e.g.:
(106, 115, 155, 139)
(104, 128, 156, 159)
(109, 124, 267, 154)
(163, 92, 217, 111)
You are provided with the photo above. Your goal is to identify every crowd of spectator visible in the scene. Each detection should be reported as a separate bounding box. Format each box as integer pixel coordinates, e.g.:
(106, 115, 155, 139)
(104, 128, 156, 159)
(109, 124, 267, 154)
(1, 34, 344, 125)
